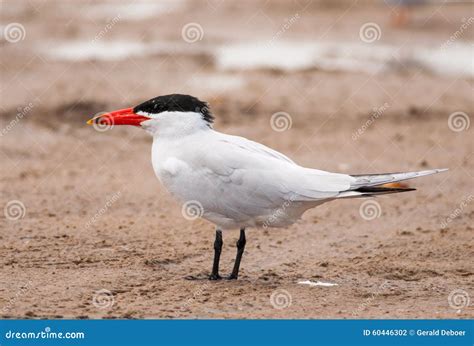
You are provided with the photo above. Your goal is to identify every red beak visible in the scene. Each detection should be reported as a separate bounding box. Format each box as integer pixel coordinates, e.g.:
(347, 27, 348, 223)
(86, 107, 149, 127)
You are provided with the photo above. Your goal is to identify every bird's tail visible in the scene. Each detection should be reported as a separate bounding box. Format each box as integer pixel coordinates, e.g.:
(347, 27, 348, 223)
(337, 168, 447, 198)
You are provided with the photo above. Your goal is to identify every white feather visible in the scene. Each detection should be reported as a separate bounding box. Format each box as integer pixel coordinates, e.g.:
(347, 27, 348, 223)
(147, 111, 446, 230)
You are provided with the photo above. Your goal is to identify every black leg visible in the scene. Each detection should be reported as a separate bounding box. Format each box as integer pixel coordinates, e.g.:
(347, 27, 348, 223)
(209, 229, 223, 280)
(227, 228, 246, 280)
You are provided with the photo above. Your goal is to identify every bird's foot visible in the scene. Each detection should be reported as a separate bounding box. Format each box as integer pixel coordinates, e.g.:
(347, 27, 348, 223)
(208, 273, 222, 280)
(225, 274, 238, 280)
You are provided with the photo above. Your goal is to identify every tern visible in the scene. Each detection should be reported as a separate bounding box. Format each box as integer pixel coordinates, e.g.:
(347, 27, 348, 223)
(87, 94, 447, 280)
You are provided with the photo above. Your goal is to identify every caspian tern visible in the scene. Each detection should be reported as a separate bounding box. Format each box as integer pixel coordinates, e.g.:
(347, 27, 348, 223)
(87, 94, 447, 280)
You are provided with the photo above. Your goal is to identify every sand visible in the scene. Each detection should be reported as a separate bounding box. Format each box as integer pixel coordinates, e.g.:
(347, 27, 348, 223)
(1, 0, 473, 319)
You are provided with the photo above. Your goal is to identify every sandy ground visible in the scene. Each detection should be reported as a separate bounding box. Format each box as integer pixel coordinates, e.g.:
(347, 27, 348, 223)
(1, 0, 473, 319)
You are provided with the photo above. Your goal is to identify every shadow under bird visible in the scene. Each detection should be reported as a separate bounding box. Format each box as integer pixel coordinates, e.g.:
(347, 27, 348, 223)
(87, 94, 447, 280)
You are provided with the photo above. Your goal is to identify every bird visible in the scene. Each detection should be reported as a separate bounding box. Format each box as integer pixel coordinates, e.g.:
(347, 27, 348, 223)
(87, 94, 447, 280)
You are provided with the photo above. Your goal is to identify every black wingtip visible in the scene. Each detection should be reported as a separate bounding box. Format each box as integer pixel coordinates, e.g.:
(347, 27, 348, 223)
(355, 186, 417, 194)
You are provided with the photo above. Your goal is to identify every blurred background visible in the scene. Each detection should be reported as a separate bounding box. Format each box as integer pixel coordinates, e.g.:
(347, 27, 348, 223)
(1, 0, 473, 319)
